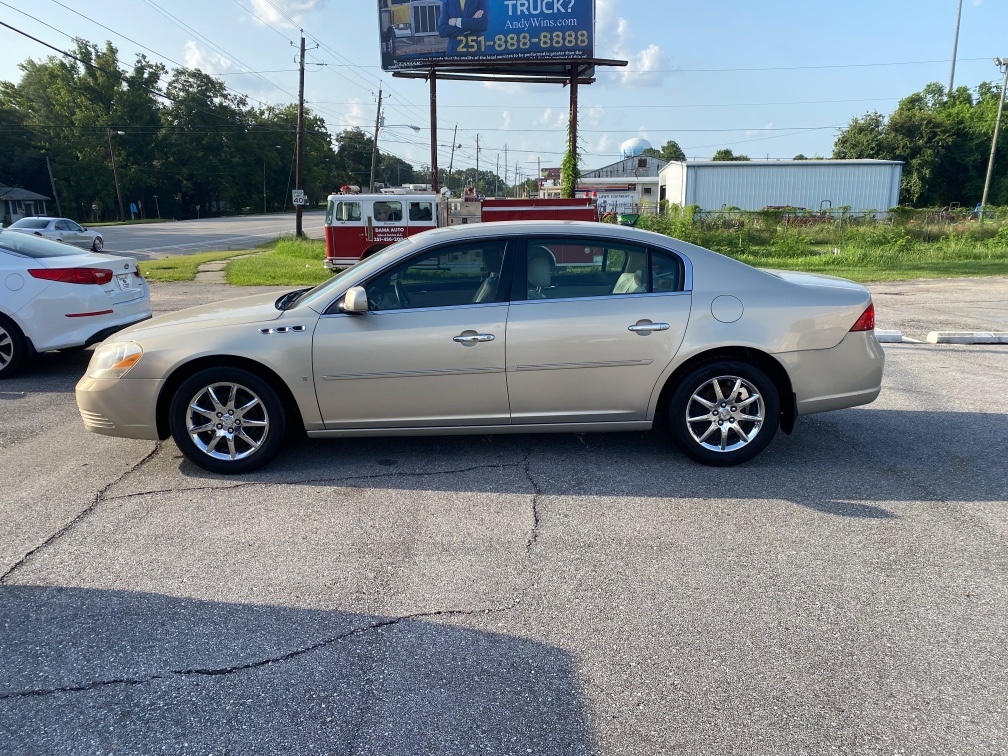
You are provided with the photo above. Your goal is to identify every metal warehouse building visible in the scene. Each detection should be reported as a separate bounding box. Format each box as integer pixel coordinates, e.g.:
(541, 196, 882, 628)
(658, 160, 903, 213)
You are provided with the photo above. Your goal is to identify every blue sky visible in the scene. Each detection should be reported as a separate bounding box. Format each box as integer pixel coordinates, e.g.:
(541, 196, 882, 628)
(2, 0, 1007, 181)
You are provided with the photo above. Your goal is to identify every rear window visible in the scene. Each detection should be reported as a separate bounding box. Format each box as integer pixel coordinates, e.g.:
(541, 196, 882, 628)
(0, 230, 83, 259)
(9, 218, 50, 230)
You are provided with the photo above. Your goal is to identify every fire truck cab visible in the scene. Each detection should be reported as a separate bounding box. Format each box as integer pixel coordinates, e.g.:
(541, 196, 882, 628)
(324, 193, 437, 269)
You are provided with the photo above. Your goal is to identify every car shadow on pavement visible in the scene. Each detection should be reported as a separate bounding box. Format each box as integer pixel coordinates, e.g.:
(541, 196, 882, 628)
(0, 585, 596, 755)
(169, 406, 1008, 522)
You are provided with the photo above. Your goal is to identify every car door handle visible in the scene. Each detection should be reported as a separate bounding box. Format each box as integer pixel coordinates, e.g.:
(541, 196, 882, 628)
(628, 322, 670, 333)
(453, 333, 495, 344)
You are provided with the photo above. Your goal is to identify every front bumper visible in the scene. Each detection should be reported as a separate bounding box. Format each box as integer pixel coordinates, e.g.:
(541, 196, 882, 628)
(75, 375, 164, 440)
(776, 331, 885, 416)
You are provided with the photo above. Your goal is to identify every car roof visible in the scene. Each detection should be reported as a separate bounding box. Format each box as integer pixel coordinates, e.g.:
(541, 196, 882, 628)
(406, 220, 686, 250)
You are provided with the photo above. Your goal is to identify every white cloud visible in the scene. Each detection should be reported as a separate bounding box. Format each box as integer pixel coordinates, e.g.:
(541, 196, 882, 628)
(585, 105, 606, 127)
(183, 42, 233, 75)
(249, 0, 325, 28)
(482, 80, 523, 94)
(594, 0, 670, 88)
(745, 122, 775, 137)
(502, 111, 512, 130)
(342, 98, 368, 129)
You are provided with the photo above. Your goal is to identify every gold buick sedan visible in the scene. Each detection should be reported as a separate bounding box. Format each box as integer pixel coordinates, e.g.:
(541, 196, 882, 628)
(76, 222, 884, 474)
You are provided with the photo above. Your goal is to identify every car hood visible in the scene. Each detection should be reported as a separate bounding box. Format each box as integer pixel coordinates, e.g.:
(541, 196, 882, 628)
(114, 291, 285, 340)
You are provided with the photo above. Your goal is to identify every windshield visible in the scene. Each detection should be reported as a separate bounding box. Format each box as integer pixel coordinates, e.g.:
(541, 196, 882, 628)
(290, 237, 418, 310)
(0, 229, 86, 259)
(9, 218, 50, 230)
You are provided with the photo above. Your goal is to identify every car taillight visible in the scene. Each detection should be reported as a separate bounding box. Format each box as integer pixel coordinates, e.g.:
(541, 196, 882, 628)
(850, 304, 875, 332)
(28, 268, 114, 285)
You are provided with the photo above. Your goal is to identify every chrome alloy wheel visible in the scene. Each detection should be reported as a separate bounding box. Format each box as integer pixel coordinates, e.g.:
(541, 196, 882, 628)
(685, 375, 765, 453)
(0, 325, 12, 370)
(186, 382, 270, 461)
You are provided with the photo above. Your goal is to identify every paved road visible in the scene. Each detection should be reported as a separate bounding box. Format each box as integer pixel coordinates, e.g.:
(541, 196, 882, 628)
(1, 280, 1006, 755)
(98, 211, 326, 260)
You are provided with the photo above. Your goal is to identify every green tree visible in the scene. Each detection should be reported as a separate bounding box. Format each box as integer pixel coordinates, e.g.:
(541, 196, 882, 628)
(833, 81, 1008, 206)
(660, 139, 686, 162)
(712, 149, 750, 161)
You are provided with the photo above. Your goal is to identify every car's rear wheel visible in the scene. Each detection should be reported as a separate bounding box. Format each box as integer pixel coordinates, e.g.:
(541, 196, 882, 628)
(668, 360, 779, 466)
(92, 236, 103, 252)
(0, 316, 26, 379)
(169, 367, 286, 474)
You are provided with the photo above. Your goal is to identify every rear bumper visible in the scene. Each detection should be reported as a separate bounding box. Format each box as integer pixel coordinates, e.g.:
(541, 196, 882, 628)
(776, 331, 885, 416)
(75, 375, 164, 440)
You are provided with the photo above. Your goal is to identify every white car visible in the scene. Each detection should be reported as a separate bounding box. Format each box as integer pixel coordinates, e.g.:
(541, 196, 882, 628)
(0, 229, 151, 377)
(6, 216, 105, 252)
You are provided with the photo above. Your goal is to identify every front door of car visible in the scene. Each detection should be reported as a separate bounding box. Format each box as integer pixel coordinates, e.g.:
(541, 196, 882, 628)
(66, 220, 89, 248)
(505, 238, 692, 424)
(312, 239, 513, 430)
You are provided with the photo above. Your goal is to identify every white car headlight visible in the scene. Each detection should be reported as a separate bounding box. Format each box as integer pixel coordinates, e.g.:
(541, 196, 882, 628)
(87, 342, 143, 379)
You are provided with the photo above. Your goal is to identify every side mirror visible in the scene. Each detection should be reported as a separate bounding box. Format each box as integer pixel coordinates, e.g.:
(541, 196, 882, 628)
(339, 286, 369, 314)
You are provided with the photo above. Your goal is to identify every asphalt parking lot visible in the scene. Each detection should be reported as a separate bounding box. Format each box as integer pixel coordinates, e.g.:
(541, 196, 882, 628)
(1, 280, 1006, 755)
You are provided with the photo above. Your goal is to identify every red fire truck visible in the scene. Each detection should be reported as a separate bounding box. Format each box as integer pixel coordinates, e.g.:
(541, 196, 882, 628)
(323, 194, 598, 270)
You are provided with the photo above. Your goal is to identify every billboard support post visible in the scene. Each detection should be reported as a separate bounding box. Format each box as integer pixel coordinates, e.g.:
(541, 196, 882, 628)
(429, 68, 439, 195)
(568, 64, 579, 200)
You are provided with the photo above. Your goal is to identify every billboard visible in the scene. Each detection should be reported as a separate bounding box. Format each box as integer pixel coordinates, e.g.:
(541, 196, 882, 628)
(378, 0, 595, 71)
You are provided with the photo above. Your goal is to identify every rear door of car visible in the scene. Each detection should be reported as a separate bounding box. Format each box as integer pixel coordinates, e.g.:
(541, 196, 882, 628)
(505, 236, 692, 425)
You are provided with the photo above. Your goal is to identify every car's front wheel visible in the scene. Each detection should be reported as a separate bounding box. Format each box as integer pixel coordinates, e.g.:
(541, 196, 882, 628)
(169, 367, 286, 474)
(668, 360, 779, 466)
(92, 236, 103, 252)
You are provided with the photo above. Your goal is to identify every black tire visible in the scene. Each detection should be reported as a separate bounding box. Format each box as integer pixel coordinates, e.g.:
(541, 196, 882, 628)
(0, 316, 26, 379)
(169, 367, 286, 474)
(92, 236, 103, 252)
(668, 360, 779, 467)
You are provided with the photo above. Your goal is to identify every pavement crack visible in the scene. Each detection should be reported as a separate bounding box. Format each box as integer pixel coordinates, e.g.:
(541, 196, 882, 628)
(0, 442, 163, 584)
(521, 448, 542, 554)
(0, 603, 523, 701)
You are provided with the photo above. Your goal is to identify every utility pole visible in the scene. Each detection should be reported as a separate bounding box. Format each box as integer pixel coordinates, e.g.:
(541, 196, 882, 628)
(429, 68, 439, 194)
(504, 144, 508, 198)
(567, 63, 579, 199)
(294, 34, 304, 236)
(370, 86, 383, 193)
(475, 134, 480, 196)
(949, 0, 964, 93)
(447, 125, 458, 193)
(495, 154, 500, 196)
(44, 155, 61, 217)
(107, 129, 125, 223)
(980, 58, 1008, 222)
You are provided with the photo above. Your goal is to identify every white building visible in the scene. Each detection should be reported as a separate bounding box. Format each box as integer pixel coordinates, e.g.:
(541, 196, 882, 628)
(542, 155, 668, 214)
(658, 160, 903, 213)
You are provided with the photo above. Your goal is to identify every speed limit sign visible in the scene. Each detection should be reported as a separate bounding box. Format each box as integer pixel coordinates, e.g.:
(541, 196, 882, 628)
(292, 189, 306, 206)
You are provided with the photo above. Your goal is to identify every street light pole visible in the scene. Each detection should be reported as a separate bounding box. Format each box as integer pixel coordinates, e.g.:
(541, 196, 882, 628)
(107, 129, 125, 223)
(948, 0, 964, 93)
(980, 58, 1008, 223)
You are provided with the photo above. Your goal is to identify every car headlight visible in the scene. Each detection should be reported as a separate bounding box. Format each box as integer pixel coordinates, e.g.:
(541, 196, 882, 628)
(87, 342, 143, 379)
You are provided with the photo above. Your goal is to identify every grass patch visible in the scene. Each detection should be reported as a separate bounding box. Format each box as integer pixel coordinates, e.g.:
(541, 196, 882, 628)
(226, 237, 332, 286)
(637, 213, 1008, 282)
(142, 250, 248, 282)
(86, 218, 174, 227)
